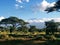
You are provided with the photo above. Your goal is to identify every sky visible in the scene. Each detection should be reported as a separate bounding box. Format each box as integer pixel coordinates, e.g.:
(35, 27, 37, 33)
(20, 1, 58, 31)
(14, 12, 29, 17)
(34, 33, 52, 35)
(0, 0, 60, 20)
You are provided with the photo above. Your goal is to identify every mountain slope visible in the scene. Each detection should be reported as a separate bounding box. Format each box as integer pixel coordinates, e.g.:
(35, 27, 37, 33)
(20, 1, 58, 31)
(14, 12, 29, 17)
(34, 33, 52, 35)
(26, 18, 60, 29)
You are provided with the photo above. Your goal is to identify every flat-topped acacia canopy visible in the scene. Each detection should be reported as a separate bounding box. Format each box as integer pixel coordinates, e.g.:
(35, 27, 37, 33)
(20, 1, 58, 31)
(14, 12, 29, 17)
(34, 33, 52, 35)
(45, 0, 60, 13)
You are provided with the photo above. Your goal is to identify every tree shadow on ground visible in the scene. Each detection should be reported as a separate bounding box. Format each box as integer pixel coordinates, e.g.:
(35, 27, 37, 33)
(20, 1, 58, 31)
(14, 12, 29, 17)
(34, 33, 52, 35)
(0, 40, 60, 45)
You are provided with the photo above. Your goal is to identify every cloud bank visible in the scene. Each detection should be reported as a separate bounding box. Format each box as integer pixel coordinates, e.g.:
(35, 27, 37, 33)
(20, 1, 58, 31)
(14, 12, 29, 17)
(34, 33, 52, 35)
(26, 18, 60, 23)
(25, 18, 60, 29)
(33, 0, 56, 12)
(40, 0, 56, 11)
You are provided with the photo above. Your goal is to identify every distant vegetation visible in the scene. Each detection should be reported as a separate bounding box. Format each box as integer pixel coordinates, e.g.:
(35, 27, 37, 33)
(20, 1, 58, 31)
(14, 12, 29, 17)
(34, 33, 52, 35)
(0, 16, 60, 45)
(0, 16, 46, 33)
(0, 0, 60, 45)
(0, 16, 60, 37)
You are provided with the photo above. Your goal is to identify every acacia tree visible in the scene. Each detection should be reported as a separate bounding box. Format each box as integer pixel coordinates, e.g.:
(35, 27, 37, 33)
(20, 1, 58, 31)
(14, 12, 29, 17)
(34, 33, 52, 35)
(0, 16, 28, 33)
(44, 0, 60, 35)
(45, 0, 60, 13)
(45, 20, 58, 35)
(29, 25, 37, 32)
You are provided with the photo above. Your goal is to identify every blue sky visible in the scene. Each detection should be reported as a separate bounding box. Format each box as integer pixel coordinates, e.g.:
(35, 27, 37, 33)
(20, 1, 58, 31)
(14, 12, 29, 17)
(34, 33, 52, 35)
(0, 0, 60, 20)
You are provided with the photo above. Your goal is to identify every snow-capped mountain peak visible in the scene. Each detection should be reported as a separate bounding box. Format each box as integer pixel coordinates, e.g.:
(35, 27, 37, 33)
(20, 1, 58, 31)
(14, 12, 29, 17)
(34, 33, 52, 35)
(25, 18, 60, 29)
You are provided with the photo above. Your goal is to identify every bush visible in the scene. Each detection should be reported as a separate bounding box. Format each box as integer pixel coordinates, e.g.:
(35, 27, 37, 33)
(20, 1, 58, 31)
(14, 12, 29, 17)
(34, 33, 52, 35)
(55, 34, 60, 38)
(0, 34, 9, 39)
(45, 35, 56, 40)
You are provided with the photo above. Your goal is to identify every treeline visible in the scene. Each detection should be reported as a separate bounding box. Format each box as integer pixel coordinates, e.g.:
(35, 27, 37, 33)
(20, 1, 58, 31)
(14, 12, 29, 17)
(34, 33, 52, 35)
(0, 16, 60, 35)
(0, 16, 42, 33)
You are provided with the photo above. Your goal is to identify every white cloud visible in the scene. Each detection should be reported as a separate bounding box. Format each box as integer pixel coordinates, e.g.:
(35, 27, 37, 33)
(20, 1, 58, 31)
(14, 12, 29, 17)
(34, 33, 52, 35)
(35, 0, 56, 11)
(16, 0, 30, 3)
(40, 0, 50, 11)
(15, 4, 24, 9)
(15, 4, 19, 9)
(48, 2, 56, 7)
(25, 18, 60, 23)
(25, 18, 60, 29)
(31, 0, 49, 12)
(0, 16, 5, 21)
(26, 0, 29, 2)
(53, 18, 60, 22)
(16, 0, 22, 3)
(15, 0, 29, 9)
(15, 4, 19, 7)
(20, 5, 23, 8)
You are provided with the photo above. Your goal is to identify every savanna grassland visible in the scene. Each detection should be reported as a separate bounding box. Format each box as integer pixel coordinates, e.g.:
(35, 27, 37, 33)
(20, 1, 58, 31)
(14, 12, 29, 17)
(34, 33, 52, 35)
(0, 31, 60, 45)
(0, 16, 60, 45)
